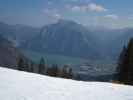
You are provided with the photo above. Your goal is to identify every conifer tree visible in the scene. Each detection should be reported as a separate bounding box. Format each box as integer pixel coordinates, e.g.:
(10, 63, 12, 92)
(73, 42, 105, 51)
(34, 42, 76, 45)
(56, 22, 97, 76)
(46, 64, 58, 77)
(117, 38, 133, 84)
(62, 65, 69, 78)
(25, 61, 29, 72)
(17, 57, 25, 71)
(68, 68, 73, 79)
(38, 57, 46, 74)
(116, 46, 127, 80)
(61, 65, 73, 79)
(29, 61, 34, 72)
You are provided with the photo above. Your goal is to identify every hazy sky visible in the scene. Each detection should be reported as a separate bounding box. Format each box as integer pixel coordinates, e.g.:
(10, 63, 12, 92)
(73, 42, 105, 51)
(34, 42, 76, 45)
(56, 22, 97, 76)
(0, 0, 133, 28)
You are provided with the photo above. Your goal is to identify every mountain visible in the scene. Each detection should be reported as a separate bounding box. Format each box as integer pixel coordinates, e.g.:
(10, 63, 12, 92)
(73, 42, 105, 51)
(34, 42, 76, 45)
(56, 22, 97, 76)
(0, 22, 16, 42)
(22, 20, 100, 59)
(0, 35, 21, 68)
(87, 27, 133, 59)
(108, 28, 133, 59)
(0, 22, 40, 46)
(12, 24, 40, 46)
(0, 67, 133, 100)
(0, 20, 133, 61)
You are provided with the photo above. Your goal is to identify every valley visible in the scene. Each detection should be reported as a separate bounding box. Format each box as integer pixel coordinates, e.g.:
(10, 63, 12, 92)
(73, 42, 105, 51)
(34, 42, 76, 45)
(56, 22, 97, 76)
(0, 20, 132, 81)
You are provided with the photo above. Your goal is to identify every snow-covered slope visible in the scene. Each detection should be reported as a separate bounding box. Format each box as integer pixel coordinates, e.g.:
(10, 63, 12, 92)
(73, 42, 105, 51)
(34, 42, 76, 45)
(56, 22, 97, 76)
(0, 67, 133, 100)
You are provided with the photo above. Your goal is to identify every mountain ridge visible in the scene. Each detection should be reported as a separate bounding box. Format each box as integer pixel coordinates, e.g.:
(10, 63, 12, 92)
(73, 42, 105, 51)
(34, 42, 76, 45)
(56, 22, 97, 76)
(22, 19, 100, 59)
(0, 20, 133, 60)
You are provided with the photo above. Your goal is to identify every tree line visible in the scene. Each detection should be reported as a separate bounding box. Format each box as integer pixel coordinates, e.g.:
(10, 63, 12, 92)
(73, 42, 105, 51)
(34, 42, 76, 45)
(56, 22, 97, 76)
(17, 38, 133, 85)
(17, 57, 74, 79)
(116, 38, 133, 85)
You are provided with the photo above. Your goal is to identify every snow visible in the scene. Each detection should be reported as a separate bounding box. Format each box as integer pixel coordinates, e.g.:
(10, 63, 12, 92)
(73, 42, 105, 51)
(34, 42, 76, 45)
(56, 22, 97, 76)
(0, 67, 133, 100)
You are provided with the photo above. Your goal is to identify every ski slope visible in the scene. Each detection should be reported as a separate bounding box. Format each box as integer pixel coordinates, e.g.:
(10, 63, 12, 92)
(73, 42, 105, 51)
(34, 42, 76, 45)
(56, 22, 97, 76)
(0, 67, 133, 100)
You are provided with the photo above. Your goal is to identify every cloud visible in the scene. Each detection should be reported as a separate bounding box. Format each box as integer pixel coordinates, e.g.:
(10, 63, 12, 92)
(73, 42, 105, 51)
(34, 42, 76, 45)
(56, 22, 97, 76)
(88, 3, 107, 12)
(104, 14, 119, 19)
(43, 9, 62, 20)
(71, 3, 107, 12)
(43, 9, 58, 14)
(71, 6, 81, 12)
(53, 14, 62, 19)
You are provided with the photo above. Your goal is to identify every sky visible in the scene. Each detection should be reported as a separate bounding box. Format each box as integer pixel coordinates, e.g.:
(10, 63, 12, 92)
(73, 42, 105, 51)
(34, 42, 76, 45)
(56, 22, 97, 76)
(0, 0, 133, 28)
